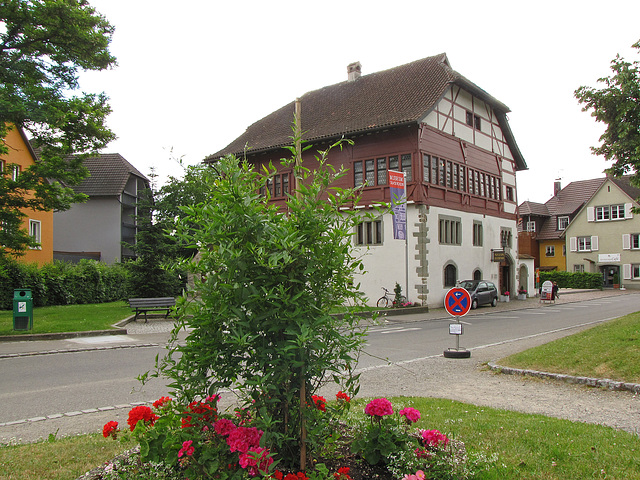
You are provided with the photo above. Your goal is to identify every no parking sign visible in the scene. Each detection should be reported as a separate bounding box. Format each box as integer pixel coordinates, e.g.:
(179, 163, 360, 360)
(444, 287, 471, 317)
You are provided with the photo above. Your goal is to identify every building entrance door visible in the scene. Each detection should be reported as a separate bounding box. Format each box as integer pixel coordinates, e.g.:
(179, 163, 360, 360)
(600, 265, 620, 288)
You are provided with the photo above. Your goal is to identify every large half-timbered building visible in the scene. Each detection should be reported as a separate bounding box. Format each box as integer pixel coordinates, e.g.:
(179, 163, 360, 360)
(208, 54, 528, 307)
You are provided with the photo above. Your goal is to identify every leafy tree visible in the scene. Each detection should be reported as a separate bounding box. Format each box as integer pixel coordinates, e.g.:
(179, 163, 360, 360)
(151, 143, 372, 469)
(575, 41, 640, 184)
(0, 0, 116, 258)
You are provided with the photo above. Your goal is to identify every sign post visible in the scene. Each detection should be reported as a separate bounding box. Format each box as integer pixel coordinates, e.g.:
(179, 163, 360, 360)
(443, 287, 472, 358)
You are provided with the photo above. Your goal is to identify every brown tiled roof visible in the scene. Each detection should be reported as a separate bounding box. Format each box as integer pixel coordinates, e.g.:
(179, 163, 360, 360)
(518, 201, 549, 217)
(534, 178, 605, 240)
(207, 54, 526, 170)
(72, 154, 148, 197)
(610, 175, 640, 202)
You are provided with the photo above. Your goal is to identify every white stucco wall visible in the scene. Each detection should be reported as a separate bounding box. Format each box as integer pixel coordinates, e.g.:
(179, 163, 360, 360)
(352, 205, 519, 308)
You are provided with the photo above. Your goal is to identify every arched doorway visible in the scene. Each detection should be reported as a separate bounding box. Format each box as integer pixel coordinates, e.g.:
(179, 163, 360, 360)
(519, 264, 529, 292)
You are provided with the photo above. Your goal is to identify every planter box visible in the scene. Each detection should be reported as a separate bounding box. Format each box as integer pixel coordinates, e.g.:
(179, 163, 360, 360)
(500, 295, 510, 303)
(518, 294, 527, 300)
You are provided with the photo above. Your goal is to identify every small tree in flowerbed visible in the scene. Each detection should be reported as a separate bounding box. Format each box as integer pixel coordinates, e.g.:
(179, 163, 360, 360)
(148, 138, 371, 471)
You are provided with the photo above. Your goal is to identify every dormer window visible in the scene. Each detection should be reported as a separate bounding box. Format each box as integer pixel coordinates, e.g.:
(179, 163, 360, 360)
(526, 221, 535, 232)
(558, 216, 569, 230)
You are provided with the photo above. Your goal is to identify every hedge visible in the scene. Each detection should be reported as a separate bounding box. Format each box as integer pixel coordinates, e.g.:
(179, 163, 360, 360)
(0, 259, 129, 309)
(539, 271, 603, 290)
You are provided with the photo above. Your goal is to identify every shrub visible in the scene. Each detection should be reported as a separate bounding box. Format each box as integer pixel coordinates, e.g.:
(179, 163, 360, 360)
(539, 271, 603, 290)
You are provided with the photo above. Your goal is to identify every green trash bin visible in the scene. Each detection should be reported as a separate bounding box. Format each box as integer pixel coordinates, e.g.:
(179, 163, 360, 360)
(13, 289, 33, 331)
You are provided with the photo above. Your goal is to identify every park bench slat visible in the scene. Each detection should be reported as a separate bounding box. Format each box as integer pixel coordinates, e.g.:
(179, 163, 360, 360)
(127, 297, 176, 323)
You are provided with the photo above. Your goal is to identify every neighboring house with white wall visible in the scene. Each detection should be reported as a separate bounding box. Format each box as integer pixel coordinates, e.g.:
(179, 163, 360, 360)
(53, 154, 150, 264)
(207, 55, 527, 307)
(565, 175, 640, 289)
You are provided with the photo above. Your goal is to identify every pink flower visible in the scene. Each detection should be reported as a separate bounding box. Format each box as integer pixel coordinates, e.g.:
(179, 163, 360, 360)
(399, 407, 421, 424)
(226, 426, 263, 453)
(214, 418, 237, 436)
(178, 440, 195, 457)
(402, 471, 425, 480)
(420, 429, 449, 448)
(364, 398, 393, 417)
(239, 447, 273, 476)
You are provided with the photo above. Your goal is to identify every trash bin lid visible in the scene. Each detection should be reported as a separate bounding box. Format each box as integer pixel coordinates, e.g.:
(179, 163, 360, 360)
(14, 289, 32, 299)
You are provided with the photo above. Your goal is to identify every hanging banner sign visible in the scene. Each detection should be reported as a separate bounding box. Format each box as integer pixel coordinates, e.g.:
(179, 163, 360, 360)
(389, 170, 406, 240)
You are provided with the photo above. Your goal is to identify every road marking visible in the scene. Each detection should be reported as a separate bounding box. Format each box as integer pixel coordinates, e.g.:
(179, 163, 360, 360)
(380, 328, 421, 334)
(517, 311, 547, 315)
(68, 336, 135, 345)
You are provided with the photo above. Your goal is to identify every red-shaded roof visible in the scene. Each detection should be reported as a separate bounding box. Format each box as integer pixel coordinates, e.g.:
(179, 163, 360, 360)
(208, 54, 526, 170)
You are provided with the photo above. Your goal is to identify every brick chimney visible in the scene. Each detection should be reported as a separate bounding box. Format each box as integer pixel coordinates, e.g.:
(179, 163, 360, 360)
(554, 180, 562, 196)
(347, 61, 361, 82)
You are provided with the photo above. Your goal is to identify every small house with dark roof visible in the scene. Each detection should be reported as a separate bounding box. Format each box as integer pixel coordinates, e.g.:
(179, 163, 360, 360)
(209, 54, 528, 306)
(518, 178, 605, 271)
(53, 154, 150, 263)
(564, 175, 640, 289)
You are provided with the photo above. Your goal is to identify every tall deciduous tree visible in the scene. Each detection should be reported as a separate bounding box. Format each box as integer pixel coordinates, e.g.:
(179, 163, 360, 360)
(0, 0, 116, 257)
(575, 41, 640, 184)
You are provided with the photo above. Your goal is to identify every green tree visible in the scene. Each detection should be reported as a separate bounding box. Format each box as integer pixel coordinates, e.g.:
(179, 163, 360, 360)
(575, 41, 640, 184)
(153, 144, 371, 469)
(0, 0, 116, 258)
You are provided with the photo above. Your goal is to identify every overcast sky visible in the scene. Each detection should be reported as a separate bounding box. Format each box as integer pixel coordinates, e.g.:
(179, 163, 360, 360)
(79, 0, 640, 204)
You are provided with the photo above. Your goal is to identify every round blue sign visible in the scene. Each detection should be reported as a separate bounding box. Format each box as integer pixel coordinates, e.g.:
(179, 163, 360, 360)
(444, 287, 471, 317)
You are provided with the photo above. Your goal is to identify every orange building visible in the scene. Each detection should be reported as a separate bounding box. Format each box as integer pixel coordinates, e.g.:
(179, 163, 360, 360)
(1, 125, 53, 265)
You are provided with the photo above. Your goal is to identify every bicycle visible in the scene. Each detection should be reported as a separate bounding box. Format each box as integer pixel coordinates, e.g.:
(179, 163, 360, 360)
(376, 287, 407, 308)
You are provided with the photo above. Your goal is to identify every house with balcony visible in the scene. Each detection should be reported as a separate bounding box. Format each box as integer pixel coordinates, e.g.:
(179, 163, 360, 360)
(53, 154, 150, 264)
(564, 175, 640, 288)
(207, 55, 528, 306)
(518, 178, 604, 271)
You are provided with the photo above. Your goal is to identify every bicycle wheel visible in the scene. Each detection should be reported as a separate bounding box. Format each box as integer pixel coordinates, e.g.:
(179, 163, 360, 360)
(377, 296, 389, 308)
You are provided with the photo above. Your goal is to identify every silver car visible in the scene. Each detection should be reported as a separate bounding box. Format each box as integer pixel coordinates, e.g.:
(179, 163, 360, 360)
(458, 280, 498, 309)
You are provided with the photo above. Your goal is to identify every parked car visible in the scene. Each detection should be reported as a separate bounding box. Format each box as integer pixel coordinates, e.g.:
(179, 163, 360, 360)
(458, 280, 498, 309)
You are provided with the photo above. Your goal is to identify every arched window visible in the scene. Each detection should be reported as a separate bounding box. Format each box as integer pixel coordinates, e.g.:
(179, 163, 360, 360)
(444, 263, 457, 287)
(473, 269, 482, 281)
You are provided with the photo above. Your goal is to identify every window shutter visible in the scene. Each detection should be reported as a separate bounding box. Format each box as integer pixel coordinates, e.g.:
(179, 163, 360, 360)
(625, 203, 633, 219)
(623, 264, 632, 280)
(591, 236, 599, 251)
(570, 237, 577, 252)
(587, 207, 595, 222)
(623, 233, 631, 250)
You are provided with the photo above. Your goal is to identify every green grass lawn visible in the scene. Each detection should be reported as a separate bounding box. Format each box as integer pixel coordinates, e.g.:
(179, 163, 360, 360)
(0, 301, 132, 336)
(498, 311, 640, 383)
(2, 397, 639, 480)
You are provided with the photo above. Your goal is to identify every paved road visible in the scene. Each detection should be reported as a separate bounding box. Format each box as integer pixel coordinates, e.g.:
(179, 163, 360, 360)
(0, 289, 637, 444)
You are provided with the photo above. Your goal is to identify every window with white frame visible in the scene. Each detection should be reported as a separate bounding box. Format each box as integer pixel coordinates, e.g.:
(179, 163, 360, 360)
(557, 216, 569, 230)
(578, 236, 591, 251)
(632, 234, 640, 249)
(573, 264, 584, 273)
(355, 219, 383, 246)
(12, 165, 21, 181)
(633, 264, 640, 279)
(29, 220, 41, 249)
(526, 221, 536, 232)
(545, 245, 555, 257)
(595, 204, 625, 221)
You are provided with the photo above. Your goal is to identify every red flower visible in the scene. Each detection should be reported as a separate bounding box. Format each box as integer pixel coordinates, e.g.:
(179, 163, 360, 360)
(312, 395, 327, 412)
(336, 391, 351, 403)
(334, 466, 352, 480)
(127, 405, 158, 431)
(178, 440, 195, 458)
(102, 421, 118, 438)
(152, 396, 172, 409)
(182, 400, 217, 428)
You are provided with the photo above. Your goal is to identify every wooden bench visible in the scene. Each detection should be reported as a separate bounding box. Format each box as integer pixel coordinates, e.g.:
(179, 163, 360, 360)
(128, 297, 176, 323)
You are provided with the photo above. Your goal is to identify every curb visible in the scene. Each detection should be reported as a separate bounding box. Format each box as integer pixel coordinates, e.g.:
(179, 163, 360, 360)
(488, 361, 640, 394)
(0, 328, 128, 343)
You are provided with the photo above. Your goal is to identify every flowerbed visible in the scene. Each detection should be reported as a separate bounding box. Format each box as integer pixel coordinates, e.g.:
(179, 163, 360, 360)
(93, 395, 496, 479)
